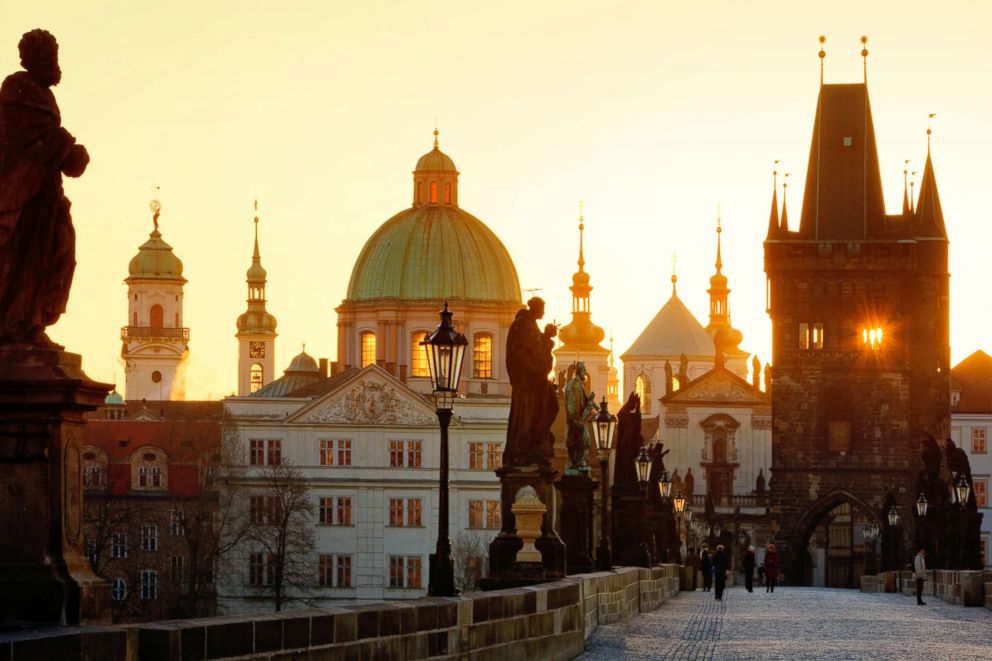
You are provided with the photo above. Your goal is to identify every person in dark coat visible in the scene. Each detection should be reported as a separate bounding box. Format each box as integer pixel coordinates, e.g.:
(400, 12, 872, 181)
(712, 545, 729, 600)
(764, 543, 779, 593)
(700, 545, 712, 591)
(743, 545, 756, 593)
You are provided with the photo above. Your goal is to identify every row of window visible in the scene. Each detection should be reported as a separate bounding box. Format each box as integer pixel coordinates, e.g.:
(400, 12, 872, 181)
(110, 557, 212, 602)
(359, 331, 494, 379)
(971, 428, 987, 454)
(249, 495, 500, 529)
(83, 448, 168, 491)
(795, 323, 889, 351)
(248, 439, 502, 469)
(416, 180, 453, 206)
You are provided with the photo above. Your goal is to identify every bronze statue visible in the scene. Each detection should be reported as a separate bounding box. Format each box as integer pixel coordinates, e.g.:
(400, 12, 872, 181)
(612, 391, 643, 491)
(0, 30, 89, 346)
(564, 362, 597, 475)
(504, 297, 558, 467)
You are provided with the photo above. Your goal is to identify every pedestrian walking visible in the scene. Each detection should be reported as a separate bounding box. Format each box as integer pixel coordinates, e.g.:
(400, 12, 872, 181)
(700, 545, 712, 592)
(764, 543, 778, 593)
(913, 547, 927, 605)
(743, 545, 756, 593)
(713, 545, 729, 600)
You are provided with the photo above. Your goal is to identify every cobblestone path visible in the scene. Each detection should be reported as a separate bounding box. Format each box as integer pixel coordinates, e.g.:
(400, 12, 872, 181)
(580, 587, 992, 660)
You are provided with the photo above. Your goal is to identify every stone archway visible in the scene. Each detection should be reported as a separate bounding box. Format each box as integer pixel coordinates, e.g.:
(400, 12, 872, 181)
(788, 491, 880, 587)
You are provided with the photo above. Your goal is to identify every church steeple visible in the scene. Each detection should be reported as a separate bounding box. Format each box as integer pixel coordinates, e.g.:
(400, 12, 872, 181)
(706, 216, 731, 334)
(237, 201, 278, 395)
(766, 164, 780, 239)
(780, 174, 790, 232)
(915, 139, 947, 239)
(558, 204, 606, 352)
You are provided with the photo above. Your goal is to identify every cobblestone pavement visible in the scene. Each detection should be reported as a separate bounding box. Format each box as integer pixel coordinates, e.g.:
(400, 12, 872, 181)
(579, 587, 992, 660)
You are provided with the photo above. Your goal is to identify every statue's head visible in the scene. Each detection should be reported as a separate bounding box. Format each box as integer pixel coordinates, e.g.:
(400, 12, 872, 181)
(527, 296, 545, 319)
(945, 437, 957, 452)
(574, 361, 587, 377)
(19, 29, 60, 86)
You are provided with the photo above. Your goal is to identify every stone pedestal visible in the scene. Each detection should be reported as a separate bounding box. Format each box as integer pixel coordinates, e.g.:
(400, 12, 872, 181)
(611, 489, 650, 568)
(485, 465, 565, 588)
(0, 345, 111, 624)
(555, 474, 597, 575)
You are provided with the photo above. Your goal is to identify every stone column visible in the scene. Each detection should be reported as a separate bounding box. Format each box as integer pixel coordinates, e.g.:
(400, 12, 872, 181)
(0, 345, 110, 624)
(555, 474, 597, 574)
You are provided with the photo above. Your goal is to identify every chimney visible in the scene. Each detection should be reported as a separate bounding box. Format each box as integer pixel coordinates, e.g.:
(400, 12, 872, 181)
(319, 358, 329, 378)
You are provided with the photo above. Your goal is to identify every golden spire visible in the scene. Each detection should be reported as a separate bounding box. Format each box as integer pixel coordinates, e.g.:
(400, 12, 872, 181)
(670, 253, 678, 297)
(903, 160, 911, 215)
(433, 127, 439, 150)
(715, 209, 723, 274)
(150, 185, 161, 233)
(911, 171, 918, 213)
(252, 198, 261, 261)
(861, 36, 868, 83)
(781, 173, 790, 231)
(818, 35, 826, 86)
(577, 200, 585, 272)
(927, 113, 936, 153)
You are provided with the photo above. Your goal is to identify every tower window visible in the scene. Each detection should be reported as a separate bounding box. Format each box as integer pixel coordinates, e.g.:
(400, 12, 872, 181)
(249, 364, 263, 393)
(445, 183, 451, 205)
(473, 333, 493, 379)
(360, 331, 376, 368)
(635, 375, 651, 414)
(430, 182, 438, 204)
(798, 323, 810, 350)
(862, 326, 884, 349)
(410, 332, 429, 378)
(150, 304, 164, 328)
(812, 323, 824, 350)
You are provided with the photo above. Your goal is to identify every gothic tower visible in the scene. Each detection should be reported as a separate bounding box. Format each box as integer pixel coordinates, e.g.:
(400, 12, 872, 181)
(236, 202, 278, 395)
(764, 51, 950, 583)
(122, 200, 190, 401)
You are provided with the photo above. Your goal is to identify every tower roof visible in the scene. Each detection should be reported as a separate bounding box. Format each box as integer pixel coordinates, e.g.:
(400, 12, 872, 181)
(558, 207, 606, 352)
(798, 83, 886, 239)
(915, 151, 947, 239)
(415, 129, 458, 172)
(621, 292, 714, 360)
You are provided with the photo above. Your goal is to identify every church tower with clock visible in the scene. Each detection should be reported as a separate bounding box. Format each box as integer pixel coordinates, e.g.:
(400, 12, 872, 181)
(236, 203, 278, 395)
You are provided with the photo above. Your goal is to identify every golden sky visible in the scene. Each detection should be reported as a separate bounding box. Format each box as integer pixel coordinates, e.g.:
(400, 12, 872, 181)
(5, 1, 992, 399)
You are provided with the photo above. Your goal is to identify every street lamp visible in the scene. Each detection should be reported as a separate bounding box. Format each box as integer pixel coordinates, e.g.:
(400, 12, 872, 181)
(954, 475, 971, 506)
(915, 493, 928, 517)
(738, 530, 748, 547)
(635, 447, 653, 485)
(673, 491, 686, 514)
(658, 469, 672, 499)
(862, 521, 880, 574)
(712, 523, 722, 538)
(684, 506, 694, 523)
(887, 506, 900, 528)
(422, 302, 467, 597)
(593, 396, 617, 571)
(635, 447, 653, 565)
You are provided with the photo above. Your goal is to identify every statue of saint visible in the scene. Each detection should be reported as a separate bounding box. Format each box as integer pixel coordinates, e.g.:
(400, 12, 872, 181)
(0, 30, 89, 346)
(678, 353, 689, 388)
(612, 392, 642, 492)
(664, 360, 673, 395)
(504, 297, 558, 468)
(564, 362, 598, 474)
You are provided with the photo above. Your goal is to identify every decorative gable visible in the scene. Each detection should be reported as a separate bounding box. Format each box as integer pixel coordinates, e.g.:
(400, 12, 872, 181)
(662, 367, 767, 407)
(289, 367, 439, 426)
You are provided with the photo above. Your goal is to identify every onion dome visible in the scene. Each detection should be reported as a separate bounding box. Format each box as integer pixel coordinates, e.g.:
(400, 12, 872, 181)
(104, 389, 124, 405)
(127, 201, 185, 282)
(345, 130, 520, 304)
(236, 205, 278, 336)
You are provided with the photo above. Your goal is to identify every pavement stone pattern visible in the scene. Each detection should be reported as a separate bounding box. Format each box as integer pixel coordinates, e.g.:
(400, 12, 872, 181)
(580, 586, 992, 660)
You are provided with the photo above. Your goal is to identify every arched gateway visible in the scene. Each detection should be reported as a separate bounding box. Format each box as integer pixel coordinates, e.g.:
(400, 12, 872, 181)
(789, 492, 880, 588)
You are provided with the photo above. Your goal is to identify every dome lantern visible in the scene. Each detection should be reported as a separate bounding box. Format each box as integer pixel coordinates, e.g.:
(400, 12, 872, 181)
(413, 129, 459, 208)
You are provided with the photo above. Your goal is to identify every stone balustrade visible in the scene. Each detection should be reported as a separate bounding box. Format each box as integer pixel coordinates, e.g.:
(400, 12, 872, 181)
(0, 564, 683, 660)
(861, 569, 991, 608)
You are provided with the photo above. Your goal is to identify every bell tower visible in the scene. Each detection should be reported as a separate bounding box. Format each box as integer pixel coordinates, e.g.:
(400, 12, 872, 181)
(236, 202, 278, 395)
(121, 199, 189, 400)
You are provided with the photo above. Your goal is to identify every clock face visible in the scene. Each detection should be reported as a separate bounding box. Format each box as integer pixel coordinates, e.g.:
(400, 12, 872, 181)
(249, 341, 266, 358)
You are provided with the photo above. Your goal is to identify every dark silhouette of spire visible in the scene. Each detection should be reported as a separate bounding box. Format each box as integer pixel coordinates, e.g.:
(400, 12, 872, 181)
(915, 149, 947, 239)
(765, 164, 780, 239)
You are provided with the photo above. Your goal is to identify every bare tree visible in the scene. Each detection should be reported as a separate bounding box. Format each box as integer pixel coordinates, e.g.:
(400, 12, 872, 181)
(83, 494, 151, 622)
(452, 531, 492, 593)
(243, 459, 316, 611)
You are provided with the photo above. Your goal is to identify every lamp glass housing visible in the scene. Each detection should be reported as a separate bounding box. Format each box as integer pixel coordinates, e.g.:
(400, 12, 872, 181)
(658, 469, 672, 499)
(955, 475, 971, 506)
(635, 447, 652, 485)
(593, 397, 617, 453)
(421, 303, 467, 410)
(916, 493, 928, 517)
(887, 506, 900, 527)
(673, 491, 686, 513)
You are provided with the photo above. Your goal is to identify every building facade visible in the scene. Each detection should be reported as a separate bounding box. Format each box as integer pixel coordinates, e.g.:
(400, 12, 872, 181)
(765, 75, 951, 585)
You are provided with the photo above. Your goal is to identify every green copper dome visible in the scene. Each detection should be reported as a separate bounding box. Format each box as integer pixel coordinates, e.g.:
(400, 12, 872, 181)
(416, 148, 456, 172)
(127, 230, 185, 282)
(346, 206, 521, 303)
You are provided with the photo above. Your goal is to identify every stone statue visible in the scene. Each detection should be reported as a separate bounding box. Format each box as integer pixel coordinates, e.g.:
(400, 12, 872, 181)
(763, 363, 772, 391)
(678, 353, 689, 388)
(564, 362, 597, 475)
(664, 360, 673, 395)
(0, 30, 89, 346)
(504, 297, 558, 467)
(755, 468, 765, 496)
(684, 467, 695, 498)
(612, 392, 643, 492)
(751, 356, 761, 389)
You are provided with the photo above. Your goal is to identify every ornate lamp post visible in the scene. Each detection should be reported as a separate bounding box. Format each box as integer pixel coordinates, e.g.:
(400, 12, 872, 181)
(658, 469, 672, 499)
(635, 447, 653, 564)
(593, 397, 617, 571)
(862, 521, 880, 574)
(954, 475, 971, 568)
(422, 302, 467, 597)
(914, 492, 928, 560)
(673, 491, 686, 515)
(915, 493, 928, 518)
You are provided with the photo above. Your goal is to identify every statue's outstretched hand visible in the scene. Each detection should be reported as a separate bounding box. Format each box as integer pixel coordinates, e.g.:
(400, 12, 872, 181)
(544, 323, 558, 339)
(61, 144, 89, 178)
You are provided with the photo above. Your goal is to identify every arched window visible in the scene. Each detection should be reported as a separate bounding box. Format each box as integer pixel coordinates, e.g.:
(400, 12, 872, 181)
(360, 331, 376, 368)
(712, 428, 728, 463)
(249, 364, 264, 393)
(82, 446, 108, 489)
(473, 334, 493, 379)
(430, 182, 438, 204)
(445, 183, 451, 204)
(149, 304, 164, 328)
(410, 332, 429, 377)
(635, 375, 651, 414)
(132, 447, 168, 491)
(111, 578, 127, 601)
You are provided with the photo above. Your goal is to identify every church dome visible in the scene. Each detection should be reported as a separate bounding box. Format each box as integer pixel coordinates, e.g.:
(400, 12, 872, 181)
(346, 205, 520, 303)
(237, 309, 277, 334)
(128, 230, 185, 282)
(286, 349, 319, 373)
(415, 130, 457, 172)
(104, 390, 124, 405)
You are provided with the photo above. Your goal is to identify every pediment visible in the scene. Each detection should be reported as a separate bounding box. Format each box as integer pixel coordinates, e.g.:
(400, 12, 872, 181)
(288, 365, 439, 426)
(662, 366, 767, 406)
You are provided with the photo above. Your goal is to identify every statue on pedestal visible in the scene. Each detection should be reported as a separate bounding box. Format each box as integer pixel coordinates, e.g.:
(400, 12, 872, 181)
(564, 362, 597, 475)
(504, 297, 558, 468)
(0, 29, 89, 346)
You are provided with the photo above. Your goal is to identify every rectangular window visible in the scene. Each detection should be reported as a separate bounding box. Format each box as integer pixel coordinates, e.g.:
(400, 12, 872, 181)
(337, 555, 352, 588)
(267, 439, 282, 466)
(387, 555, 423, 589)
(138, 466, 149, 487)
(407, 499, 422, 527)
(390, 440, 404, 467)
(151, 466, 162, 487)
(318, 497, 351, 526)
(361, 331, 376, 368)
(388, 555, 404, 588)
(389, 498, 404, 527)
(473, 334, 493, 379)
(84, 466, 104, 488)
(812, 322, 824, 350)
(486, 500, 501, 529)
(408, 441, 422, 468)
(318, 554, 333, 587)
(318, 554, 353, 588)
(170, 509, 184, 536)
(140, 570, 157, 600)
(141, 525, 158, 552)
(336, 497, 352, 526)
(171, 556, 185, 584)
(337, 440, 352, 466)
(250, 496, 265, 524)
(406, 556, 422, 589)
(320, 439, 334, 466)
(410, 332, 429, 378)
(469, 500, 483, 528)
(84, 537, 98, 566)
(975, 479, 988, 508)
(972, 428, 987, 454)
(111, 532, 127, 559)
(486, 442, 502, 469)
(250, 439, 265, 466)
(469, 500, 500, 529)
(319, 497, 333, 525)
(798, 323, 810, 350)
(249, 553, 264, 586)
(469, 443, 484, 470)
